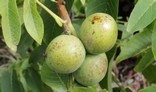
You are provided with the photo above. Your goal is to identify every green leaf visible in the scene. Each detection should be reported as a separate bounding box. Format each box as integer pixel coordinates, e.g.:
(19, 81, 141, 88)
(73, 0, 85, 16)
(0, 69, 24, 92)
(152, 20, 156, 60)
(29, 45, 46, 64)
(85, 0, 119, 19)
(139, 86, 156, 92)
(25, 68, 42, 92)
(41, 0, 63, 44)
(98, 89, 108, 92)
(40, 83, 53, 92)
(116, 29, 152, 63)
(65, 0, 74, 12)
(0, 0, 21, 51)
(17, 26, 34, 57)
(41, 63, 67, 92)
(41, 0, 74, 44)
(142, 64, 156, 83)
(134, 49, 154, 72)
(23, 0, 44, 44)
(73, 86, 97, 92)
(127, 0, 156, 33)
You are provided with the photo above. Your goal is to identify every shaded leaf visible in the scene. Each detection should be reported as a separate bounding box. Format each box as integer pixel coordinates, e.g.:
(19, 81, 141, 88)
(14, 58, 30, 92)
(134, 49, 154, 72)
(41, 63, 68, 92)
(29, 45, 46, 64)
(138, 86, 156, 92)
(142, 64, 156, 83)
(25, 68, 42, 92)
(40, 83, 53, 92)
(127, 0, 156, 33)
(116, 29, 152, 63)
(41, 0, 74, 44)
(85, 0, 119, 19)
(41, 0, 63, 44)
(17, 26, 34, 57)
(23, 0, 44, 44)
(0, 69, 24, 92)
(0, 0, 21, 51)
(152, 20, 156, 60)
(72, 0, 85, 16)
(65, 0, 74, 12)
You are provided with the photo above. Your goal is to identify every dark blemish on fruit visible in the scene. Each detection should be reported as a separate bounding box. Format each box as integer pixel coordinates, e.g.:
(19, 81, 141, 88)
(105, 15, 108, 18)
(91, 16, 103, 24)
(92, 21, 95, 24)
(53, 42, 61, 49)
(92, 31, 95, 35)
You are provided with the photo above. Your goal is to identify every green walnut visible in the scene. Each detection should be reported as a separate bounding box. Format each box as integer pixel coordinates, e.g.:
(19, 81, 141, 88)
(46, 35, 86, 74)
(80, 13, 118, 54)
(73, 53, 108, 86)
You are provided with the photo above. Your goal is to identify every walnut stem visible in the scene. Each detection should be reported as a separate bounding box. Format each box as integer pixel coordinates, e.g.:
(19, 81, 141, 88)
(56, 0, 77, 36)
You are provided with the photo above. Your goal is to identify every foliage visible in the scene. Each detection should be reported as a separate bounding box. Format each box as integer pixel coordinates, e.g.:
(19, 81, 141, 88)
(0, 0, 156, 92)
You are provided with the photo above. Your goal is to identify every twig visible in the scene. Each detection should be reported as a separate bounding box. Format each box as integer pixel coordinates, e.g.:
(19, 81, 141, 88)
(112, 72, 127, 92)
(36, 0, 66, 27)
(56, 0, 77, 36)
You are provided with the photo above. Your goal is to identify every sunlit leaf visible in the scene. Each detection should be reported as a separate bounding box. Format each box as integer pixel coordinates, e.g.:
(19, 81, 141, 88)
(116, 29, 152, 63)
(139, 86, 156, 92)
(23, 0, 44, 44)
(0, 0, 21, 51)
(127, 0, 156, 33)
(73, 86, 97, 92)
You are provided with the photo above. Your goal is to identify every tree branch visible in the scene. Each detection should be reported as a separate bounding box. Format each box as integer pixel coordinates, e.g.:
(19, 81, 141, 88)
(56, 0, 77, 36)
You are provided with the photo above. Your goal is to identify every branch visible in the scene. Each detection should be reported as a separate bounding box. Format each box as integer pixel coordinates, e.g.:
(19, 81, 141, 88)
(56, 0, 77, 36)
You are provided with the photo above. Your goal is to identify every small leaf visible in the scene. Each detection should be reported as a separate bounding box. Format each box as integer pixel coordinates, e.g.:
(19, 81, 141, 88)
(85, 0, 119, 19)
(41, 63, 67, 92)
(0, 0, 21, 51)
(138, 86, 156, 92)
(142, 64, 156, 83)
(127, 0, 156, 33)
(116, 29, 152, 63)
(134, 49, 154, 72)
(23, 0, 44, 44)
